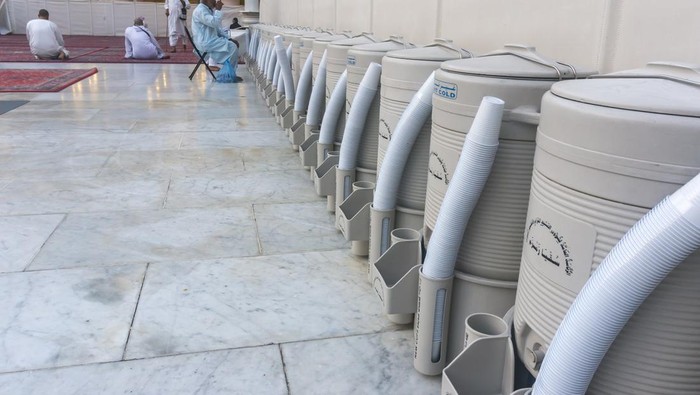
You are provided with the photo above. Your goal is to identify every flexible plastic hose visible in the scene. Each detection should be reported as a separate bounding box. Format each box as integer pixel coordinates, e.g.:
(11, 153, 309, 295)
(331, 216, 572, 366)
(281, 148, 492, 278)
(533, 172, 700, 395)
(261, 41, 269, 76)
(373, 72, 435, 211)
(263, 41, 271, 74)
(254, 31, 260, 58)
(294, 51, 314, 113)
(266, 47, 277, 81)
(305, 50, 327, 127)
(337, 62, 382, 171)
(249, 30, 256, 59)
(261, 41, 270, 72)
(257, 40, 266, 72)
(422, 96, 504, 280)
(274, 36, 295, 100)
(319, 70, 348, 145)
(273, 60, 282, 91)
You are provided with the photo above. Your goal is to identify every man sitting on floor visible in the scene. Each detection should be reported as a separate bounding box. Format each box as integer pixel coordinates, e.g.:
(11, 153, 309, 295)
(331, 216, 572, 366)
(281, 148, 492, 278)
(25, 9, 70, 60)
(124, 17, 170, 60)
(191, 0, 241, 80)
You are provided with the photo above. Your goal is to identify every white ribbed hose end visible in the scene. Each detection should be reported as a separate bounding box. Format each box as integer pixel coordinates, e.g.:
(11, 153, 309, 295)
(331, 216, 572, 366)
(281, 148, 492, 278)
(319, 70, 348, 145)
(359, 63, 382, 90)
(467, 96, 504, 146)
(417, 71, 436, 105)
(373, 72, 435, 211)
(669, 172, 700, 228)
(337, 63, 382, 171)
(533, 175, 700, 395)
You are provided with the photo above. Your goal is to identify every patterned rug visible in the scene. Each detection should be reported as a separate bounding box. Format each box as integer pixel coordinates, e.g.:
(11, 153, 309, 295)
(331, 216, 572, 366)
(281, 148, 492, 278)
(0, 68, 99, 92)
(0, 34, 198, 64)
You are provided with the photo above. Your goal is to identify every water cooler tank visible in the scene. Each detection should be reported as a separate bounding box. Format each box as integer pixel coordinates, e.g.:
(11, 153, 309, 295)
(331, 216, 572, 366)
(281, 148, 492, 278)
(377, 39, 470, 230)
(325, 33, 379, 149)
(514, 62, 700, 394)
(426, 45, 593, 361)
(343, 37, 413, 181)
(282, 30, 304, 88)
(299, 31, 329, 82)
(311, 33, 350, 82)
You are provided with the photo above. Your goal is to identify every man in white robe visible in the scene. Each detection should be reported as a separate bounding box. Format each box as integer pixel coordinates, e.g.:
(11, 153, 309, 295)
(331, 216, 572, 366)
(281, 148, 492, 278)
(25, 9, 70, 60)
(124, 18, 169, 60)
(165, 0, 190, 52)
(192, 0, 238, 74)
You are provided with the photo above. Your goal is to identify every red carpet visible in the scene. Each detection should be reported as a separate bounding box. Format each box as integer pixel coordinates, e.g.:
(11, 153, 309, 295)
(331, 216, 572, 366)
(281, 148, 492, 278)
(0, 34, 197, 64)
(0, 68, 98, 92)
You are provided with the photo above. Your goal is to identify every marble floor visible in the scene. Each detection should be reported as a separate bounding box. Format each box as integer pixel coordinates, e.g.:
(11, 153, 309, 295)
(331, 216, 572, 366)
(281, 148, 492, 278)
(0, 63, 440, 394)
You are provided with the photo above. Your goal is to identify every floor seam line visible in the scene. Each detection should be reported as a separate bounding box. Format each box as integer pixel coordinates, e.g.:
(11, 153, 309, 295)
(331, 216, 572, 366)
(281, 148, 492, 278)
(251, 203, 264, 255)
(278, 344, 292, 395)
(161, 175, 173, 209)
(121, 262, 150, 361)
(23, 212, 68, 272)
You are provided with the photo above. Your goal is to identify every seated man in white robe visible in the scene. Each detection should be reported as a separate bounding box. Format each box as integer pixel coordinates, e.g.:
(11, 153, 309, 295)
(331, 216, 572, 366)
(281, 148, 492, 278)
(191, 0, 240, 78)
(25, 9, 70, 60)
(124, 18, 169, 60)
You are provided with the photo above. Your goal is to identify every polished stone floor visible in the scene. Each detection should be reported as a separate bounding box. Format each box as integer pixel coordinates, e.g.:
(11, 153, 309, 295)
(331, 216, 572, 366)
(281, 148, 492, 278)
(0, 63, 440, 394)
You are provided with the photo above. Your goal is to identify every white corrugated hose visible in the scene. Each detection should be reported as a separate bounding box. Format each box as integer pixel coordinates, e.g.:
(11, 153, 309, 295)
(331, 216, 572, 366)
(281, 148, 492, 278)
(533, 172, 700, 395)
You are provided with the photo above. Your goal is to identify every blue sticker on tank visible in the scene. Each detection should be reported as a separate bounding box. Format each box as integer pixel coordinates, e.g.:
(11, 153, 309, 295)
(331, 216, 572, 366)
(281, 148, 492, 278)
(434, 79, 457, 100)
(347, 55, 356, 65)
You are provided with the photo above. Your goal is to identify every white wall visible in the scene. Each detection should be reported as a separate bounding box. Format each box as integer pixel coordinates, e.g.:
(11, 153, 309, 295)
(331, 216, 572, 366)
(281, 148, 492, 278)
(600, 0, 700, 72)
(259, 0, 700, 73)
(311, 0, 334, 31)
(372, 0, 436, 45)
(9, 0, 243, 37)
(335, 0, 370, 34)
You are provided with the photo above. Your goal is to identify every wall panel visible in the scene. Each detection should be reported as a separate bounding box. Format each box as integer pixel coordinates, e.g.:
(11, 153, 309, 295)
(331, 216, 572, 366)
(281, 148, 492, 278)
(601, 0, 700, 72)
(312, 0, 335, 31)
(439, 0, 607, 72)
(259, 0, 277, 23)
(297, 0, 314, 27)
(336, 0, 370, 35)
(371, 0, 436, 45)
(278, 0, 298, 26)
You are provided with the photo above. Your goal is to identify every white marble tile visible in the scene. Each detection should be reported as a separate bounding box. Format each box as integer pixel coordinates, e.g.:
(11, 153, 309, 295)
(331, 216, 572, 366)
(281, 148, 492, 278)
(0, 109, 99, 121)
(0, 119, 134, 133)
(0, 265, 145, 373)
(98, 148, 245, 178)
(0, 214, 64, 273)
(0, 132, 183, 155)
(0, 177, 169, 215)
(0, 151, 110, 180)
(179, 130, 289, 149)
(29, 207, 259, 270)
(125, 250, 398, 359)
(165, 169, 320, 209)
(0, 346, 287, 395)
(242, 146, 304, 172)
(282, 330, 440, 395)
(130, 117, 282, 133)
(254, 201, 349, 255)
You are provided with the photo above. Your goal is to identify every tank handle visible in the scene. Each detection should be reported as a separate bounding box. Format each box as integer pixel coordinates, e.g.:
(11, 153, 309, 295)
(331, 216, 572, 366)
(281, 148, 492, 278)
(482, 44, 577, 80)
(508, 105, 541, 126)
(424, 38, 473, 59)
(590, 61, 700, 87)
(387, 35, 413, 49)
(354, 32, 376, 41)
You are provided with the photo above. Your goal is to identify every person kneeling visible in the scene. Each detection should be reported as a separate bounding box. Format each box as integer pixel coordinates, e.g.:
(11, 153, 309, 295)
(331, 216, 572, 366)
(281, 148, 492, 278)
(124, 17, 170, 60)
(26, 9, 70, 60)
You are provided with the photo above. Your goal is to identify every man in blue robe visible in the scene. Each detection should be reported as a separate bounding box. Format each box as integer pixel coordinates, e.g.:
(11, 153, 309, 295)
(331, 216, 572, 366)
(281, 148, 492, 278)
(191, 0, 239, 77)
